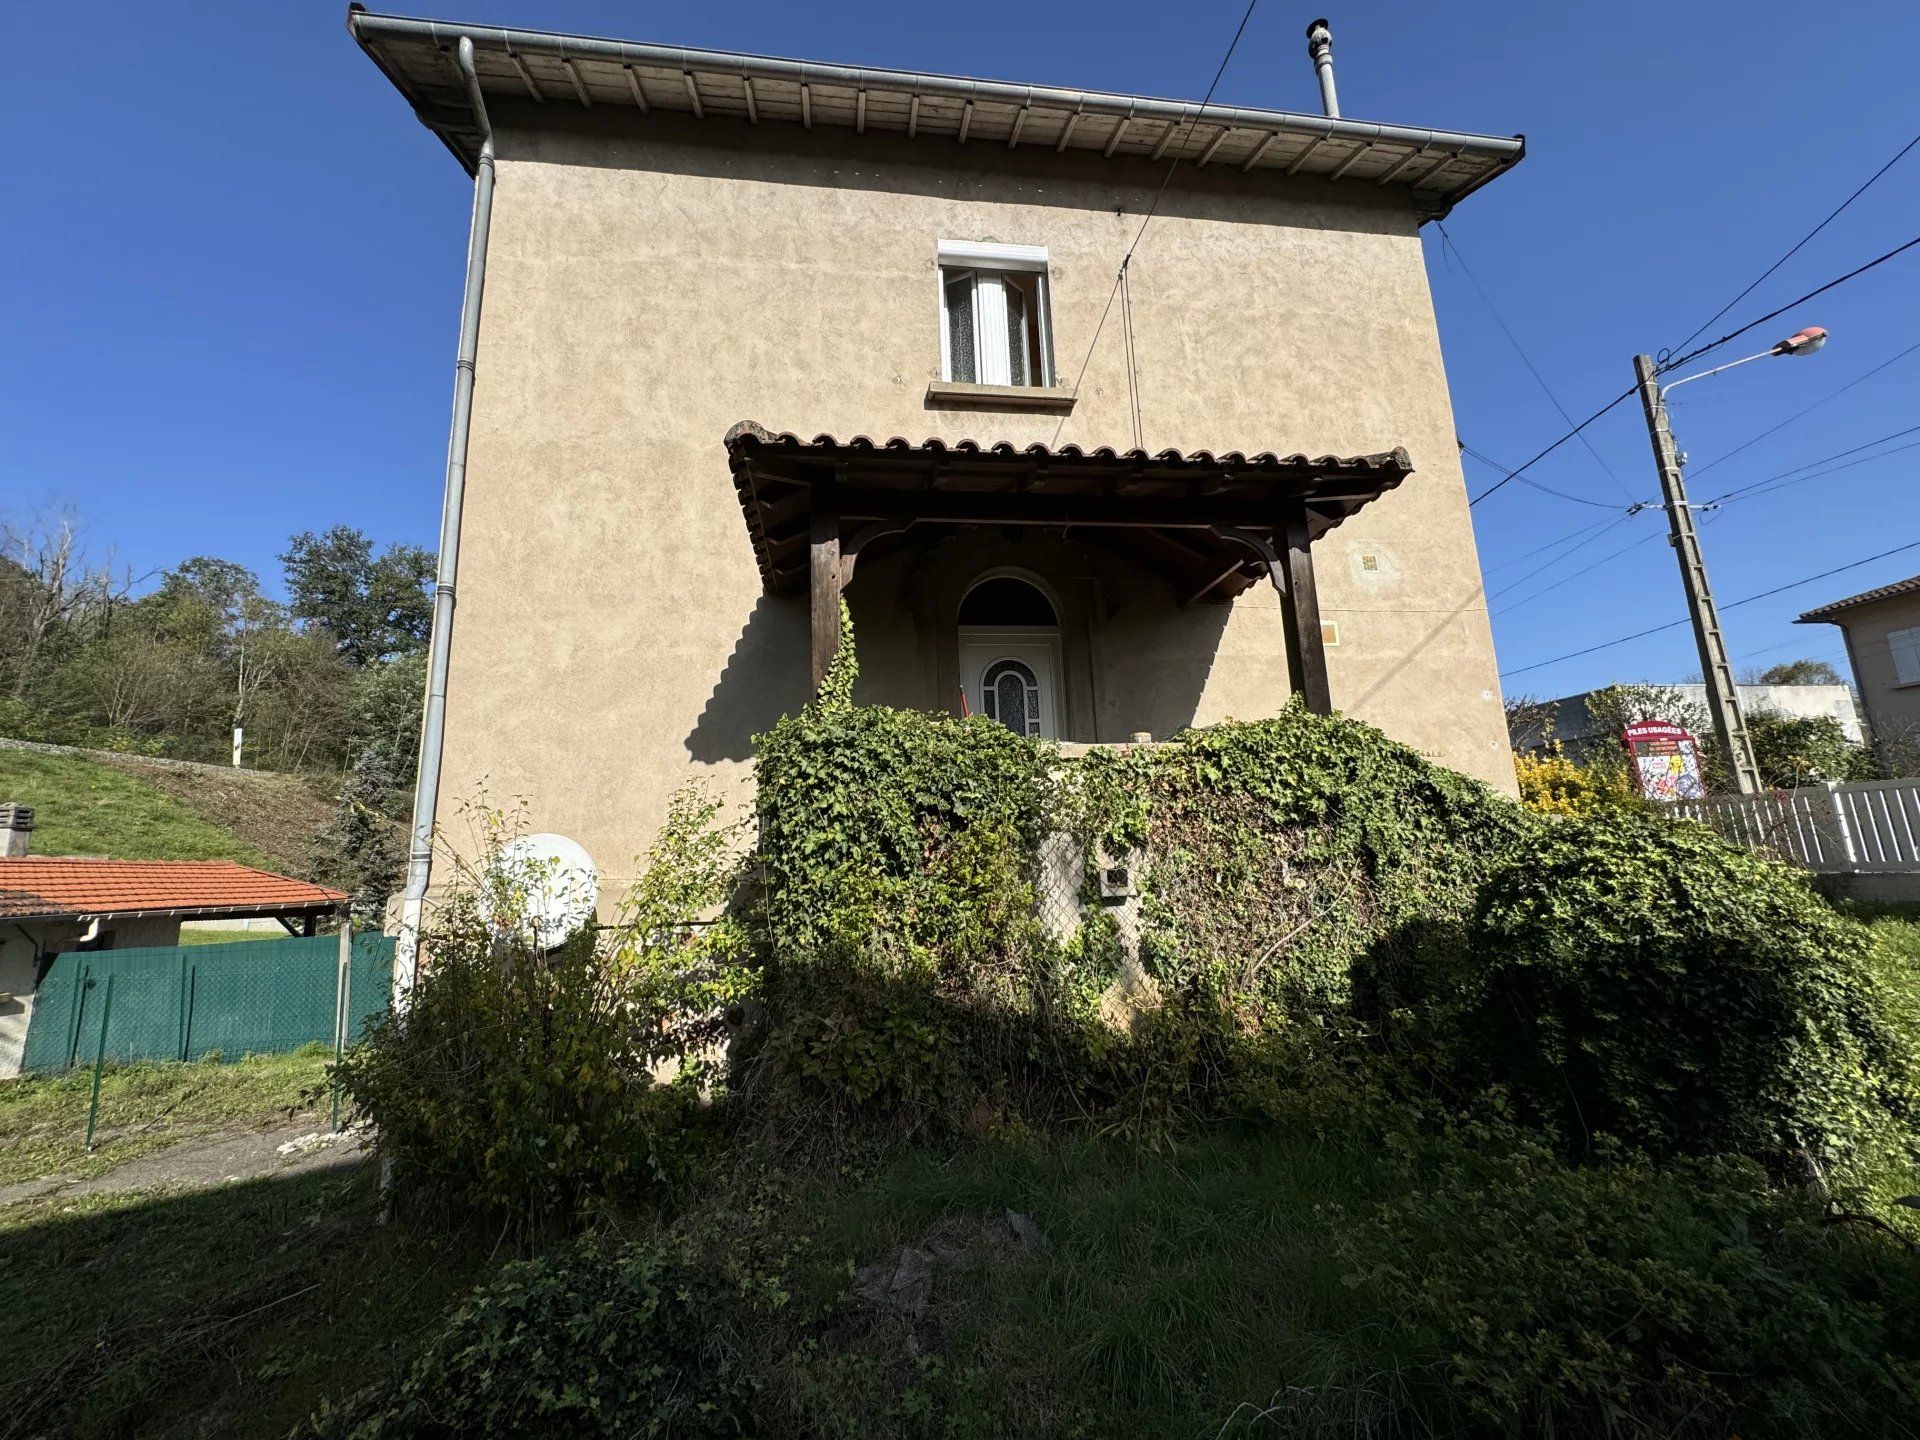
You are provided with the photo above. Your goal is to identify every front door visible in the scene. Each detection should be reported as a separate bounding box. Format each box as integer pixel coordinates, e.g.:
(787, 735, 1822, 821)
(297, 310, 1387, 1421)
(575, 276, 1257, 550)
(959, 632, 1061, 739)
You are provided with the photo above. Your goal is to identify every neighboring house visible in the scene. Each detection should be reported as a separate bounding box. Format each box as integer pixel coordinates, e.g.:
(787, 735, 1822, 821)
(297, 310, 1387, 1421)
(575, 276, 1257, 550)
(1512, 684, 1865, 757)
(349, 13, 1528, 894)
(0, 805, 347, 1075)
(1799, 574, 1920, 774)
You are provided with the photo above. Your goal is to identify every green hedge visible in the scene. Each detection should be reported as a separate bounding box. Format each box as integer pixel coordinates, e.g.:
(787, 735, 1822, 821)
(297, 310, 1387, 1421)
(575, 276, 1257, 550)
(1460, 808, 1920, 1165)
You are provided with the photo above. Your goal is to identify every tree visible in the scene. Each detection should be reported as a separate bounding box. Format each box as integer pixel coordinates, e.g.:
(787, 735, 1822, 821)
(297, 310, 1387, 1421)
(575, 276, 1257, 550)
(313, 748, 406, 925)
(346, 651, 426, 808)
(0, 511, 128, 701)
(1751, 658, 1845, 686)
(138, 557, 294, 760)
(1745, 710, 1876, 787)
(281, 526, 434, 667)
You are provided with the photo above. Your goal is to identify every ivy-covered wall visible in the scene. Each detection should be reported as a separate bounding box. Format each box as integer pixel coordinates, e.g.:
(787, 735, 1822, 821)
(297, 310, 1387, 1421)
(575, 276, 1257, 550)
(750, 636, 1533, 1131)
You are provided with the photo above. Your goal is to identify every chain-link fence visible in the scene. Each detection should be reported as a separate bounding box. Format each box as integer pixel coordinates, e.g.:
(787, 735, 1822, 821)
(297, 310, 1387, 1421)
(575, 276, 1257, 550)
(21, 933, 393, 1073)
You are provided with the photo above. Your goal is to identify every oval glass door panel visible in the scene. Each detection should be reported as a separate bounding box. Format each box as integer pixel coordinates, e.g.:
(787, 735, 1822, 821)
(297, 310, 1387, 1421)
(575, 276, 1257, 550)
(983, 658, 1042, 737)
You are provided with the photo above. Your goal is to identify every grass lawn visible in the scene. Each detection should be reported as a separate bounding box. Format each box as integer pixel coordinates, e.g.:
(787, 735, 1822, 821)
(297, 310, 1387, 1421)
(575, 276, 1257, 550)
(0, 1047, 331, 1185)
(0, 1166, 489, 1440)
(0, 1125, 1412, 1440)
(787, 1130, 1439, 1437)
(177, 925, 291, 945)
(0, 747, 267, 864)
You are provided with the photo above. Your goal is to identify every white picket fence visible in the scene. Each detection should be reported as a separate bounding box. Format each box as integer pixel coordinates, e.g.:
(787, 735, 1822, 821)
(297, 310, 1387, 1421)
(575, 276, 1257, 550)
(1673, 779, 1920, 874)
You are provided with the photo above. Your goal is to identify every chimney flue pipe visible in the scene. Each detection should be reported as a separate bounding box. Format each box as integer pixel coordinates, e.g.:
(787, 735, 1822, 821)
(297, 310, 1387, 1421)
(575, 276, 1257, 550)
(1305, 19, 1339, 118)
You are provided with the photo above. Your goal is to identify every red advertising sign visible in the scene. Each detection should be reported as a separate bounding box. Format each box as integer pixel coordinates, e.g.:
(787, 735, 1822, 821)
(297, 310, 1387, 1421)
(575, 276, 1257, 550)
(1622, 720, 1706, 803)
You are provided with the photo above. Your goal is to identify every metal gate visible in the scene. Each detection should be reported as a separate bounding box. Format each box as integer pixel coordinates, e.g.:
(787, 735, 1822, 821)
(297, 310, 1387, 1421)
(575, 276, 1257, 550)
(20, 933, 393, 1072)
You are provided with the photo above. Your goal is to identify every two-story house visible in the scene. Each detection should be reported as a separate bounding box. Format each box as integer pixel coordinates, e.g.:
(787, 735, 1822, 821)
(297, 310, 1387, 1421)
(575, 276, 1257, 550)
(348, 10, 1526, 914)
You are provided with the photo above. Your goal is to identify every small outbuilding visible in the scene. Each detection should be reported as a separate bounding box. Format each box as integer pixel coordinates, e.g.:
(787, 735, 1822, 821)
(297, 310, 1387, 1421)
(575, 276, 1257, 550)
(0, 806, 347, 1075)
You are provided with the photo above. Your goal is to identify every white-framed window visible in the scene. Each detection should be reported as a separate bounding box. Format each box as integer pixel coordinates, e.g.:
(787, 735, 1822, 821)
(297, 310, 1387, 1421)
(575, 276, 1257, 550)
(1891, 625, 1920, 685)
(938, 240, 1055, 388)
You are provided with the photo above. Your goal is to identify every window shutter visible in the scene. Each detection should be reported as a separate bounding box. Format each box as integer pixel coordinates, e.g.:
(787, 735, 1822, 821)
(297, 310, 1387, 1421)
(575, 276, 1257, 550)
(1891, 626, 1920, 686)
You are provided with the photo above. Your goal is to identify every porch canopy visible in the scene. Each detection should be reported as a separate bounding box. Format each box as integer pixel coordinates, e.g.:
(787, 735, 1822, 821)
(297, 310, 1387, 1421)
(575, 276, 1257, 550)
(724, 422, 1413, 714)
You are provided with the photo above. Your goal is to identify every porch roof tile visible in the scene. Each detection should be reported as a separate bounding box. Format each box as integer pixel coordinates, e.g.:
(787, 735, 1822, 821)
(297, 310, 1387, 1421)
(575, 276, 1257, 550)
(723, 421, 1412, 602)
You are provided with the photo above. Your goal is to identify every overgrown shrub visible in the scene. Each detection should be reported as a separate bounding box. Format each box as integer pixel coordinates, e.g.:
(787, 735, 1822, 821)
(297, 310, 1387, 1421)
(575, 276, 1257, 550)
(336, 790, 750, 1227)
(751, 691, 1533, 1136)
(310, 1236, 753, 1439)
(1457, 807, 1920, 1165)
(1341, 1122, 1920, 1437)
(1080, 706, 1533, 1019)
(1513, 747, 1637, 816)
(750, 690, 1060, 1128)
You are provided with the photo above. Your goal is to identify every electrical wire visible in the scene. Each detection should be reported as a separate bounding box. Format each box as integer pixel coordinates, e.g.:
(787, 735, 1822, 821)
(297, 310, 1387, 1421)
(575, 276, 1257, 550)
(1482, 526, 1666, 614)
(1439, 225, 1636, 501)
(1463, 440, 1629, 509)
(1467, 386, 1640, 506)
(1714, 438, 1920, 509)
(1488, 514, 1638, 602)
(1682, 338, 1920, 482)
(1481, 512, 1626, 574)
(1668, 131, 1920, 357)
(1706, 424, 1920, 506)
(1660, 232, 1920, 375)
(1050, 0, 1260, 443)
(1500, 538, 1920, 678)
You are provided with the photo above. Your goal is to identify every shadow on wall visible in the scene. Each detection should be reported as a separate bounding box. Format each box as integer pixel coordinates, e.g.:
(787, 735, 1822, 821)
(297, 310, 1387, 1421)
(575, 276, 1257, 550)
(1093, 583, 1233, 742)
(685, 595, 810, 763)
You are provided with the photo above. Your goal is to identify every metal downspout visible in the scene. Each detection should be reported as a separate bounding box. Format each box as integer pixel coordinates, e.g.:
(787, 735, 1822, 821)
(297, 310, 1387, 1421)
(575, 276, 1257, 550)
(393, 35, 494, 1010)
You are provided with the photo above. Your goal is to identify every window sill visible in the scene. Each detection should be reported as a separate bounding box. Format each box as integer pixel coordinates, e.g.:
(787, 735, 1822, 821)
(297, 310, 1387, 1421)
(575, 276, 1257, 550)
(925, 380, 1078, 413)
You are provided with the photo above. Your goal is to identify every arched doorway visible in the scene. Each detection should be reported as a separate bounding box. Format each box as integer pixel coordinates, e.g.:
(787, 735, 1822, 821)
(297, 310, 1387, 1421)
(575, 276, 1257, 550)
(958, 573, 1062, 739)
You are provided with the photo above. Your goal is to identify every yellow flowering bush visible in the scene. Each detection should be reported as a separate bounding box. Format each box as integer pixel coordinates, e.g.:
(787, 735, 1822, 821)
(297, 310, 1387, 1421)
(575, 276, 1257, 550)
(1513, 750, 1634, 817)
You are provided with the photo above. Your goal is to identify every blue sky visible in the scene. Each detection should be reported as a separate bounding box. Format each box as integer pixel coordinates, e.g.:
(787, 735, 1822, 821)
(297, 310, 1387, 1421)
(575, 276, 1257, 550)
(4, 1, 1916, 700)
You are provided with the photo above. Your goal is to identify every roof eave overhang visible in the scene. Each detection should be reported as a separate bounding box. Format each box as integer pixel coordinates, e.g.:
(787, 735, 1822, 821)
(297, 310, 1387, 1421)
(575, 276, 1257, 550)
(346, 9, 1525, 220)
(3, 899, 347, 925)
(724, 421, 1411, 602)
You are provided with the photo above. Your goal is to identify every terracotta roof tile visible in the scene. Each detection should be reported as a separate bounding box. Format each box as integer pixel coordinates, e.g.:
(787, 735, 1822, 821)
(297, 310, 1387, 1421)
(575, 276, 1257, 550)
(1797, 572, 1920, 624)
(723, 421, 1412, 601)
(0, 859, 346, 922)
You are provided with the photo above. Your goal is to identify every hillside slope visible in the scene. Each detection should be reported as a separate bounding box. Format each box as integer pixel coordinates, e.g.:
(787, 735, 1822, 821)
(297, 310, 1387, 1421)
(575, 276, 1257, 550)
(0, 741, 336, 874)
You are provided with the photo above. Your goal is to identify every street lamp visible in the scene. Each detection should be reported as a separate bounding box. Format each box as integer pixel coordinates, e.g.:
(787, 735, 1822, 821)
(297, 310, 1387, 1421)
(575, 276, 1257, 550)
(1632, 328, 1829, 796)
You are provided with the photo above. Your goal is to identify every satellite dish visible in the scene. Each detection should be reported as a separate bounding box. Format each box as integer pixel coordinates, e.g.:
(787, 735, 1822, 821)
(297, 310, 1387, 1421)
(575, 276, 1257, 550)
(483, 833, 599, 950)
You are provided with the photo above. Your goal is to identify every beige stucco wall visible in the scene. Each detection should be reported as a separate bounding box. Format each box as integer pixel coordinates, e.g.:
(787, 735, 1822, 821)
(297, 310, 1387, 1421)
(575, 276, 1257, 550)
(434, 106, 1513, 889)
(1832, 592, 1920, 763)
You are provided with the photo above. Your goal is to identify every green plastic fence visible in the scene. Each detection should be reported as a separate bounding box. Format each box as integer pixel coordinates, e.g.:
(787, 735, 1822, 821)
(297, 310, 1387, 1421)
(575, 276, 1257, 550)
(21, 933, 394, 1072)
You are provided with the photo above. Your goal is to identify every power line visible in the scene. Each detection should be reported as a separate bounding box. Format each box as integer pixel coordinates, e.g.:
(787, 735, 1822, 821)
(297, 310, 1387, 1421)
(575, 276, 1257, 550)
(1439, 226, 1636, 501)
(1493, 524, 1662, 614)
(1501, 538, 1920, 678)
(1683, 338, 1920, 482)
(1466, 398, 1640, 506)
(1661, 231, 1920, 375)
(1461, 442, 1626, 509)
(1050, 0, 1259, 442)
(1715, 437, 1920, 510)
(1668, 130, 1920, 357)
(1487, 514, 1637, 601)
(1707, 423, 1920, 505)
(1471, 228, 1920, 512)
(1482, 512, 1625, 574)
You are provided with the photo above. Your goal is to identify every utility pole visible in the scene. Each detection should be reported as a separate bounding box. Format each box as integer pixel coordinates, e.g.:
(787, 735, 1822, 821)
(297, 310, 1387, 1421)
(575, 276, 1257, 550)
(1632, 353, 1761, 795)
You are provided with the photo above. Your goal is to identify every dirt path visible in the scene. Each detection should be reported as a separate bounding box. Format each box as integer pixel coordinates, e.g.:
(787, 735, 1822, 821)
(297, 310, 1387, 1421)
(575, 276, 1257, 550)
(0, 1121, 368, 1208)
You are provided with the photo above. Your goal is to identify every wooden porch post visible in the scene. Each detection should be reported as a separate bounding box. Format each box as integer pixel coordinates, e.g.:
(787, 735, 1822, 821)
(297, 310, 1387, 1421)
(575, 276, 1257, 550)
(808, 483, 842, 692)
(1281, 506, 1332, 715)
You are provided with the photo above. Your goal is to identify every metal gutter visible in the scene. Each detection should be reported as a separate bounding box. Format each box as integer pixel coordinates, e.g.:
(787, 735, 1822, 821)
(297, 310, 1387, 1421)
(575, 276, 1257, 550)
(1, 902, 345, 924)
(393, 32, 494, 1009)
(345, 10, 1525, 179)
